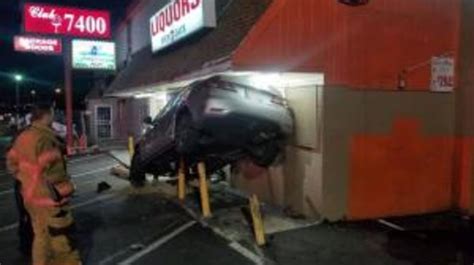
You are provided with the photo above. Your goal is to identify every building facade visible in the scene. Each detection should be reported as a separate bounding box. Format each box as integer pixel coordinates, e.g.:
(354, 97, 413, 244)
(88, 0, 471, 221)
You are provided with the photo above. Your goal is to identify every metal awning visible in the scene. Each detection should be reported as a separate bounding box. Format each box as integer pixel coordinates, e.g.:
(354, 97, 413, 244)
(106, 0, 272, 97)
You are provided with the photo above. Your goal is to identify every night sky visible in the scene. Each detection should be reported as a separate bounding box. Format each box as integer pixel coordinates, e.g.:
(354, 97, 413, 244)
(0, 0, 133, 110)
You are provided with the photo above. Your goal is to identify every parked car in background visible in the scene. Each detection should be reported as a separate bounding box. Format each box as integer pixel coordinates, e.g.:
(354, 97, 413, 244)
(130, 76, 294, 186)
(52, 121, 78, 140)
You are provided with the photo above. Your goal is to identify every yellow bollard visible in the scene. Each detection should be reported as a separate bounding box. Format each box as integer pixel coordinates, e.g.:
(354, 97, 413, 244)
(197, 162, 212, 218)
(178, 158, 186, 201)
(128, 136, 135, 160)
(249, 194, 266, 246)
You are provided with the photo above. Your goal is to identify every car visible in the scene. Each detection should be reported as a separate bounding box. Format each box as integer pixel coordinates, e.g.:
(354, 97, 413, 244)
(130, 76, 294, 186)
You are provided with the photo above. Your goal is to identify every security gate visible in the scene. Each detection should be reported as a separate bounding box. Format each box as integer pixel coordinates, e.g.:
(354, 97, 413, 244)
(96, 105, 112, 139)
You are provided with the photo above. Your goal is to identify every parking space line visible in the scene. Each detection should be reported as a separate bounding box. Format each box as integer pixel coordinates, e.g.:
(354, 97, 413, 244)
(0, 223, 18, 233)
(228, 242, 264, 265)
(0, 192, 120, 233)
(72, 166, 113, 178)
(0, 189, 13, 196)
(117, 221, 197, 265)
(377, 219, 406, 231)
(0, 166, 114, 197)
(98, 219, 186, 265)
(175, 202, 274, 265)
(71, 193, 116, 208)
(68, 154, 107, 164)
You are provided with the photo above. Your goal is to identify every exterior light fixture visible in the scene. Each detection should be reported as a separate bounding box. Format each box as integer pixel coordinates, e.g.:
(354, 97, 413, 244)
(14, 74, 23, 82)
(339, 0, 369, 6)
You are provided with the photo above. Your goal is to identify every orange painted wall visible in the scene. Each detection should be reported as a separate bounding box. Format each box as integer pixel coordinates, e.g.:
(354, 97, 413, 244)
(348, 119, 456, 219)
(233, 0, 460, 90)
(453, 138, 473, 212)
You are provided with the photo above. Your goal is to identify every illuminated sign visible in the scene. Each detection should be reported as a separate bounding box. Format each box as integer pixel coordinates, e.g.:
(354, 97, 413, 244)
(72, 40, 116, 70)
(24, 3, 111, 39)
(14, 35, 62, 55)
(150, 0, 216, 53)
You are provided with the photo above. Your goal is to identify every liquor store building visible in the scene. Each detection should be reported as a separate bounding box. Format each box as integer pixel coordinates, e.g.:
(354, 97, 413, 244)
(87, 0, 473, 221)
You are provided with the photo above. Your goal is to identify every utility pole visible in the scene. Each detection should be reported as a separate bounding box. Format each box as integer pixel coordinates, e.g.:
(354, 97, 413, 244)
(14, 74, 23, 130)
(64, 41, 74, 154)
(16, 81, 20, 129)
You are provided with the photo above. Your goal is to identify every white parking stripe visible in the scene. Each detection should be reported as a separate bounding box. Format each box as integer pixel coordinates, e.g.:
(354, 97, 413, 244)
(229, 242, 264, 265)
(0, 189, 13, 196)
(377, 219, 406, 231)
(0, 192, 120, 233)
(0, 166, 114, 197)
(71, 193, 116, 209)
(0, 223, 18, 233)
(72, 167, 113, 178)
(117, 221, 197, 265)
(68, 154, 107, 164)
(97, 219, 185, 265)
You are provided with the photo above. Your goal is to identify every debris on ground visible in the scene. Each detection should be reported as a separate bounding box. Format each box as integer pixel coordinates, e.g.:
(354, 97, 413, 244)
(130, 243, 145, 251)
(111, 165, 130, 180)
(97, 181, 112, 193)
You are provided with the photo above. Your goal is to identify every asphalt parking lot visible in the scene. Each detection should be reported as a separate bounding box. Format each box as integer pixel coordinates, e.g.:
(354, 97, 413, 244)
(0, 154, 258, 265)
(1, 153, 474, 265)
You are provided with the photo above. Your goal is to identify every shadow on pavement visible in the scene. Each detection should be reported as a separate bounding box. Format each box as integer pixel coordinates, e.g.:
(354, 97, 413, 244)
(264, 213, 474, 265)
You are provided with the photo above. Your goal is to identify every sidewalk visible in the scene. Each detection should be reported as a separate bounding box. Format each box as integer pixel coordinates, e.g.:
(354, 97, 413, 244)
(264, 213, 474, 265)
(108, 149, 131, 167)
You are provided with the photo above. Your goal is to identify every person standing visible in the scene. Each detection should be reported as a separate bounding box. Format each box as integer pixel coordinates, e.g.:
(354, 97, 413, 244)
(13, 165, 34, 256)
(7, 104, 81, 265)
(6, 125, 34, 257)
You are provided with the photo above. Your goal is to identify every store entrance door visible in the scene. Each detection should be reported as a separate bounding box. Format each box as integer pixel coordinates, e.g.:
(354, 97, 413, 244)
(96, 105, 113, 139)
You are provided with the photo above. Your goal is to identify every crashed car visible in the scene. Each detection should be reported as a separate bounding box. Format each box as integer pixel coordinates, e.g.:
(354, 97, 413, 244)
(130, 76, 294, 186)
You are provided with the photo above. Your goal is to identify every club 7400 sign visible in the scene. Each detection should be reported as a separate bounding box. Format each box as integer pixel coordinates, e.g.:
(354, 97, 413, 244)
(23, 3, 111, 39)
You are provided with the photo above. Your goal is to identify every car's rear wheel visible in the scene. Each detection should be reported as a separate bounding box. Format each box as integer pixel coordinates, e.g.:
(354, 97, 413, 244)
(130, 152, 146, 187)
(175, 112, 200, 155)
(248, 141, 281, 167)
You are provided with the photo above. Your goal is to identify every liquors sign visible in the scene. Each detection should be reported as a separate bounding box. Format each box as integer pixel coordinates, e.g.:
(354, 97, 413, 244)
(24, 3, 111, 39)
(14, 35, 62, 55)
(150, 0, 216, 53)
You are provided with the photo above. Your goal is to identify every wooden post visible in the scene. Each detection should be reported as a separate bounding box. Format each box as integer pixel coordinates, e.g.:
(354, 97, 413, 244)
(64, 40, 74, 156)
(178, 158, 186, 201)
(197, 162, 211, 218)
(249, 194, 266, 246)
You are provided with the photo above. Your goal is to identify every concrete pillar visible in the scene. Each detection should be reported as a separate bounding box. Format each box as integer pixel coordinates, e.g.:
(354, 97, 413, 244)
(456, 0, 474, 214)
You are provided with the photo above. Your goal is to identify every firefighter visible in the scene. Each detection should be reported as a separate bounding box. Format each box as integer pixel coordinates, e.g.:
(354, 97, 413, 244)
(14, 164, 34, 256)
(7, 104, 81, 265)
(6, 126, 34, 256)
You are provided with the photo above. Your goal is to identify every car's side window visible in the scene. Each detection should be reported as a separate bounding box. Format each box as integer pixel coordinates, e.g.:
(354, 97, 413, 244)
(152, 92, 179, 124)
